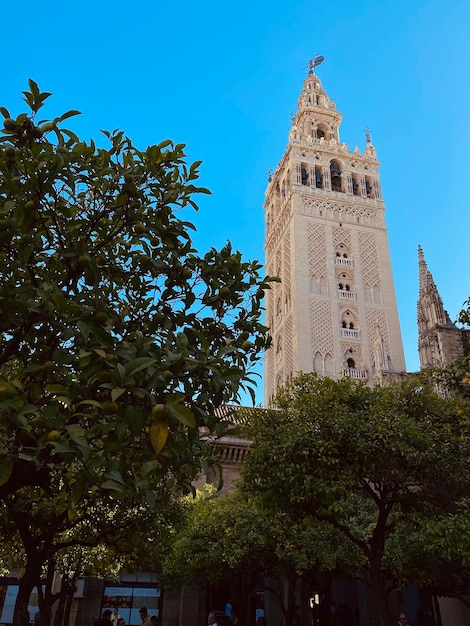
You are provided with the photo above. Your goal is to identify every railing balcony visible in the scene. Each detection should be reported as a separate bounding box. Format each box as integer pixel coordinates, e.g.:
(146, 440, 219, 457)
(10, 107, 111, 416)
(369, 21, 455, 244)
(341, 329, 360, 339)
(343, 368, 368, 380)
(335, 257, 354, 267)
(338, 290, 357, 300)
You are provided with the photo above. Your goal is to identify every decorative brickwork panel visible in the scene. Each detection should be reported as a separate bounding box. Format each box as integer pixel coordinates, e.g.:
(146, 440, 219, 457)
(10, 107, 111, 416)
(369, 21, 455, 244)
(301, 198, 378, 226)
(276, 248, 282, 277)
(310, 301, 334, 355)
(333, 226, 351, 250)
(308, 223, 327, 277)
(284, 315, 293, 377)
(283, 230, 291, 292)
(265, 345, 275, 401)
(359, 232, 381, 286)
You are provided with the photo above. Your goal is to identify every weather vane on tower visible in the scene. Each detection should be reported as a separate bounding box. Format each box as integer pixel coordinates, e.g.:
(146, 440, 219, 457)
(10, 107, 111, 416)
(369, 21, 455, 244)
(301, 54, 325, 75)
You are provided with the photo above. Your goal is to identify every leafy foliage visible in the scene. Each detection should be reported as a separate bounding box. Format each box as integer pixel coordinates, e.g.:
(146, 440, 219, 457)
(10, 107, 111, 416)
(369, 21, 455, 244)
(240, 373, 470, 626)
(0, 80, 273, 626)
(161, 486, 359, 626)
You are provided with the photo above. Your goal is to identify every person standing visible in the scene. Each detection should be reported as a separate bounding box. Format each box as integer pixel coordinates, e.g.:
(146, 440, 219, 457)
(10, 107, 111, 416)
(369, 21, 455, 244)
(397, 613, 410, 626)
(139, 607, 152, 626)
(208, 612, 218, 626)
(94, 610, 112, 626)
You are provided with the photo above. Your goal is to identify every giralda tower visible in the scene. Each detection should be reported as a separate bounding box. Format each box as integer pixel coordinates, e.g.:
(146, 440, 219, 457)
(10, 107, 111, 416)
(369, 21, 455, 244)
(263, 58, 405, 405)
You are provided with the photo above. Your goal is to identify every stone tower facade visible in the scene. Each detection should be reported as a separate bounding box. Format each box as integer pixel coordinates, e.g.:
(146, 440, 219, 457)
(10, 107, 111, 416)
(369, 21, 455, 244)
(264, 65, 406, 405)
(417, 245, 470, 368)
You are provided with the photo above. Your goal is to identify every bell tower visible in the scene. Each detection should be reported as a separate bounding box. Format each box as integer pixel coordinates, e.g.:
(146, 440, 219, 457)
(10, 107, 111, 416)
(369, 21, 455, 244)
(264, 58, 406, 405)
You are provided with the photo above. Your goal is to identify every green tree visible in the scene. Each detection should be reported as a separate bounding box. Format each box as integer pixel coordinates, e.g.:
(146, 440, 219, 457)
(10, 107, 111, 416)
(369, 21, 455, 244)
(162, 487, 358, 626)
(240, 374, 470, 626)
(0, 80, 272, 626)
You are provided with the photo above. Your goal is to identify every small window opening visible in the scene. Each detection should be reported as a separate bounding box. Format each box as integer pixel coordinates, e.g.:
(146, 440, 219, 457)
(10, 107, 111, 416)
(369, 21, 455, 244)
(347, 357, 355, 368)
(330, 161, 342, 192)
(352, 176, 360, 196)
(315, 166, 323, 188)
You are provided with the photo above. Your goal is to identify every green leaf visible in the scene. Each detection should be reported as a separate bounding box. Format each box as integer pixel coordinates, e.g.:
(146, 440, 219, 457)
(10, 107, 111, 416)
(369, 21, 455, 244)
(59, 109, 81, 122)
(111, 388, 126, 402)
(101, 479, 126, 493)
(66, 424, 87, 445)
(124, 357, 157, 379)
(0, 454, 13, 487)
(167, 403, 196, 428)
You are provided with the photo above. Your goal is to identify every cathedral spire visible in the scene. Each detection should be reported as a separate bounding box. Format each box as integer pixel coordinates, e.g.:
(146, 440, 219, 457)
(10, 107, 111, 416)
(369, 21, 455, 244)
(417, 245, 449, 324)
(416, 246, 466, 369)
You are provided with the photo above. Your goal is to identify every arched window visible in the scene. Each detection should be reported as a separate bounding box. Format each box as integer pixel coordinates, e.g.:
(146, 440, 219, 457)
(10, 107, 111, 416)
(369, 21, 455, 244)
(313, 352, 322, 373)
(301, 165, 309, 185)
(352, 176, 360, 196)
(315, 166, 323, 188)
(347, 357, 355, 368)
(317, 124, 327, 139)
(330, 161, 342, 192)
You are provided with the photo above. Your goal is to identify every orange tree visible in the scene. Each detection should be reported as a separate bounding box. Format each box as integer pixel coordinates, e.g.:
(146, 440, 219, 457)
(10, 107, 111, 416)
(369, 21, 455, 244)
(240, 374, 470, 626)
(0, 80, 272, 626)
(161, 487, 358, 626)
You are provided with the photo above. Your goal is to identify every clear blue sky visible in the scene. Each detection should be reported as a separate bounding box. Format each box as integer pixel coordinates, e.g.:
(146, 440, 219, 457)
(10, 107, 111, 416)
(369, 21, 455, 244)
(3, 1, 470, 404)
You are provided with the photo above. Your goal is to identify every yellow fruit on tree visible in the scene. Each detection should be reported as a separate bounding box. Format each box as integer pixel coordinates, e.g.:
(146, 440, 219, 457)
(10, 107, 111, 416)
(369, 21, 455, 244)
(102, 400, 119, 415)
(43, 361, 54, 374)
(46, 430, 61, 442)
(152, 404, 166, 420)
(134, 222, 146, 235)
(94, 311, 108, 325)
(78, 254, 91, 267)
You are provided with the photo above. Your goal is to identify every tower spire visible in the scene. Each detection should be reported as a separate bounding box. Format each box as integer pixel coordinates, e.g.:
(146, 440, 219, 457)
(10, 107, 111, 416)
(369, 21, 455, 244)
(416, 246, 466, 369)
(417, 245, 449, 323)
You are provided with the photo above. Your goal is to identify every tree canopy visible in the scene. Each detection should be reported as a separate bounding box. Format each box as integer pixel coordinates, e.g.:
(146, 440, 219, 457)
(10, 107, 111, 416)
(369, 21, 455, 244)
(240, 373, 470, 626)
(0, 80, 273, 626)
(161, 486, 356, 626)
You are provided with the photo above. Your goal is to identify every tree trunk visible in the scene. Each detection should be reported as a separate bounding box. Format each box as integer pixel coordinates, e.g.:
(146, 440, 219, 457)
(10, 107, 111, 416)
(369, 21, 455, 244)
(13, 555, 43, 626)
(369, 552, 395, 626)
(63, 583, 76, 626)
(284, 572, 298, 626)
(53, 576, 68, 626)
(40, 556, 56, 626)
